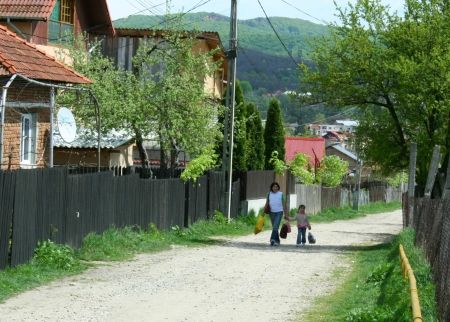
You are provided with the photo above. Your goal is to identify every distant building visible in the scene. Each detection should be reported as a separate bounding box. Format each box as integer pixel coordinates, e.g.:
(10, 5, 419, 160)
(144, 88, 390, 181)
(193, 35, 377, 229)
(307, 119, 358, 137)
(285, 137, 325, 167)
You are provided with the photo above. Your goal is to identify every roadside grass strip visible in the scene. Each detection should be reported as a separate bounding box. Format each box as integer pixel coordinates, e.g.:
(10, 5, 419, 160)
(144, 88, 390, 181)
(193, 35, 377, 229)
(308, 201, 401, 223)
(399, 244, 422, 321)
(0, 212, 256, 302)
(300, 228, 438, 322)
(0, 203, 401, 303)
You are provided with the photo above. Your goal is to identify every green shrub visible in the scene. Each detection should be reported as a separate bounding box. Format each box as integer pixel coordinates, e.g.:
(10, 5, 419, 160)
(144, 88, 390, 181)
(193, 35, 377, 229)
(213, 210, 227, 224)
(33, 240, 80, 271)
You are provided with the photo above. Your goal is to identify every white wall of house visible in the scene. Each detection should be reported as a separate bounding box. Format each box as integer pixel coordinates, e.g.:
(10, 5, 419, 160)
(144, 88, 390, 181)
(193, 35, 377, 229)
(243, 194, 297, 216)
(109, 144, 134, 167)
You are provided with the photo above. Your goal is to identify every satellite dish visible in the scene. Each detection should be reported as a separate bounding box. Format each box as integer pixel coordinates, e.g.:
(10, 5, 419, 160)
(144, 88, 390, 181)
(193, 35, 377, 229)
(57, 107, 77, 143)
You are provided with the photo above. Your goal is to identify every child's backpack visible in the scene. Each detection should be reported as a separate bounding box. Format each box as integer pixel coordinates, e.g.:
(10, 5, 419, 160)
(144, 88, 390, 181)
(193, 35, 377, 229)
(308, 232, 316, 244)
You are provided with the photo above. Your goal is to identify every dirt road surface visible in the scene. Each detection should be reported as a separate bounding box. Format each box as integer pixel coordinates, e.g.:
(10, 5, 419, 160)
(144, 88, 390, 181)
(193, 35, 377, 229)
(0, 210, 402, 322)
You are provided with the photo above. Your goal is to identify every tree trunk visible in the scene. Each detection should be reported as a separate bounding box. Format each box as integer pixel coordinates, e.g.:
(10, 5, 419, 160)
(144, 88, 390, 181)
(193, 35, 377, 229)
(133, 127, 149, 168)
(385, 102, 406, 151)
(169, 144, 179, 178)
(160, 140, 168, 171)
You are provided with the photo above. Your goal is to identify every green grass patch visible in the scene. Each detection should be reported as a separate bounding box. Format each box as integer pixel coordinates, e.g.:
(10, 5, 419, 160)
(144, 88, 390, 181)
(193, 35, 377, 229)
(301, 228, 438, 322)
(0, 211, 257, 302)
(0, 240, 86, 303)
(308, 201, 401, 223)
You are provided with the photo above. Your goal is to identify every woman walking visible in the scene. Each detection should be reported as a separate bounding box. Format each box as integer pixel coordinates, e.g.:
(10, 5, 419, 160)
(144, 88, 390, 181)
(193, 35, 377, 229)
(267, 182, 288, 246)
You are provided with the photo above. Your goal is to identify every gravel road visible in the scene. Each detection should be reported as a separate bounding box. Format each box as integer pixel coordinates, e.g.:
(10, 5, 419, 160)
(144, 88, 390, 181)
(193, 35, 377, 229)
(0, 210, 402, 322)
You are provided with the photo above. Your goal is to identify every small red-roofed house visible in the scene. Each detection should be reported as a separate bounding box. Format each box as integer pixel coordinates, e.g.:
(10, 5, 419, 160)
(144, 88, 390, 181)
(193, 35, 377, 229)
(0, 25, 91, 169)
(285, 137, 325, 167)
(0, 0, 114, 61)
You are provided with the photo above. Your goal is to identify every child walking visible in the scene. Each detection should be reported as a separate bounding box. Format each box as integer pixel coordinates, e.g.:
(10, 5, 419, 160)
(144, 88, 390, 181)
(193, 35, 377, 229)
(295, 204, 311, 246)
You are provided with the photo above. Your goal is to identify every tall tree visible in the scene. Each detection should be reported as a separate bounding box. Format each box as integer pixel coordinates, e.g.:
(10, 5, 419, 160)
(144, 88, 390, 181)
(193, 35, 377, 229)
(264, 98, 286, 169)
(299, 0, 450, 187)
(65, 23, 221, 174)
(232, 80, 248, 171)
(134, 31, 221, 173)
(64, 36, 154, 167)
(245, 102, 265, 170)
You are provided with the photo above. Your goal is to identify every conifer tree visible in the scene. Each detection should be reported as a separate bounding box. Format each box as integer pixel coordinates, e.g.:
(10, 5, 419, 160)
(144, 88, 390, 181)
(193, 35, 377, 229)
(232, 81, 248, 171)
(246, 102, 265, 170)
(264, 98, 285, 169)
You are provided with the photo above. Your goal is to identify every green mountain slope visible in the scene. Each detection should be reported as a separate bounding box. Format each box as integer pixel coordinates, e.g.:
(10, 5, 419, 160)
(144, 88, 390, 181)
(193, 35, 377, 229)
(113, 12, 329, 92)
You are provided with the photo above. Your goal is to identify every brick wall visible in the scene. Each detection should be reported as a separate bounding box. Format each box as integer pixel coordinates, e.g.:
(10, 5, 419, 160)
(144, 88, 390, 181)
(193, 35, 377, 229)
(1, 85, 51, 170)
(1, 108, 50, 170)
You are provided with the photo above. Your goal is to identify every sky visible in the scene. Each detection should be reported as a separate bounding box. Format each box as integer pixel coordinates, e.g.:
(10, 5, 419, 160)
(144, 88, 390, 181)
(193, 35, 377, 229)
(107, 0, 405, 25)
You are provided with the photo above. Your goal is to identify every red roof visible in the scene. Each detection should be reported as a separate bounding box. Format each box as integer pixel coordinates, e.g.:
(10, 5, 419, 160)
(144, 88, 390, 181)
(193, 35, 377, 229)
(0, 1, 114, 36)
(285, 137, 325, 165)
(0, 0, 55, 19)
(0, 25, 91, 84)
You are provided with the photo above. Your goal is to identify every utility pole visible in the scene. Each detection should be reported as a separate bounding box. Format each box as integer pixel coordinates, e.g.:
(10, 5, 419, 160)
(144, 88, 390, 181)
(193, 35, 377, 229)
(221, 0, 238, 222)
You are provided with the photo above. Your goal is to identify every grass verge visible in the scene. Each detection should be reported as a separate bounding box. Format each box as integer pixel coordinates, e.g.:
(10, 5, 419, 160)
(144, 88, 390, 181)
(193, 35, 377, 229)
(0, 202, 403, 304)
(0, 211, 256, 302)
(300, 228, 438, 322)
(308, 201, 401, 223)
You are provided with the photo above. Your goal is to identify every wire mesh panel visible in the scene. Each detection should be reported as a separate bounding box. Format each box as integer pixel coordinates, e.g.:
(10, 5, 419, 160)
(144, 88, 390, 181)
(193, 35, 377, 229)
(408, 197, 450, 322)
(436, 205, 450, 322)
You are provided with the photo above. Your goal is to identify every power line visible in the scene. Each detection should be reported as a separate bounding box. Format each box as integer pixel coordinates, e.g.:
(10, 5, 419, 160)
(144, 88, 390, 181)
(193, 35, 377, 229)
(279, 0, 329, 25)
(296, 106, 358, 128)
(10, 0, 216, 47)
(122, 0, 167, 17)
(256, 0, 298, 67)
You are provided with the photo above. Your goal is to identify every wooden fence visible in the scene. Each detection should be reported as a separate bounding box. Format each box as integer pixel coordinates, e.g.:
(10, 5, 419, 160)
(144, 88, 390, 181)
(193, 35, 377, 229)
(295, 184, 321, 215)
(403, 197, 450, 322)
(0, 168, 239, 269)
(295, 184, 400, 214)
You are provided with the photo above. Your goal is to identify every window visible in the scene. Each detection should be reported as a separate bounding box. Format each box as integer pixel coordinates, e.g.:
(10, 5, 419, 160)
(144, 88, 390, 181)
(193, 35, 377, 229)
(20, 114, 37, 166)
(60, 0, 74, 24)
(48, 0, 74, 43)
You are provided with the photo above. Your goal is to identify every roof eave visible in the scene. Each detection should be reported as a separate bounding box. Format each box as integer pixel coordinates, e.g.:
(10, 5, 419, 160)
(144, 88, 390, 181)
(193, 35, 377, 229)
(0, 16, 46, 21)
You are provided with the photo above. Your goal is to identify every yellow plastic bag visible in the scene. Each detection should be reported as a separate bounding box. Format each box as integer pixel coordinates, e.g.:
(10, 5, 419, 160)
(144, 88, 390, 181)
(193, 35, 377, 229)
(254, 214, 265, 234)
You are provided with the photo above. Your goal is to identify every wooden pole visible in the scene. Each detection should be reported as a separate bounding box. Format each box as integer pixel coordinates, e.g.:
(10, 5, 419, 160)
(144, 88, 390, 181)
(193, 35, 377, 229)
(407, 143, 417, 227)
(442, 153, 450, 199)
(424, 145, 440, 198)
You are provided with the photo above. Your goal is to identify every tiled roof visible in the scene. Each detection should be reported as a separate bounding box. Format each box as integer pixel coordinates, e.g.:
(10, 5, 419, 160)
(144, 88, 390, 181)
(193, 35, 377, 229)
(0, 0, 55, 19)
(285, 137, 325, 164)
(0, 25, 91, 83)
(54, 128, 134, 149)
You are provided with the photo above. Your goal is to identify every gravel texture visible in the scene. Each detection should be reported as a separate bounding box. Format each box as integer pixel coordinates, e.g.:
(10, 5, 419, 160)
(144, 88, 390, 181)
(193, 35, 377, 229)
(0, 210, 402, 322)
